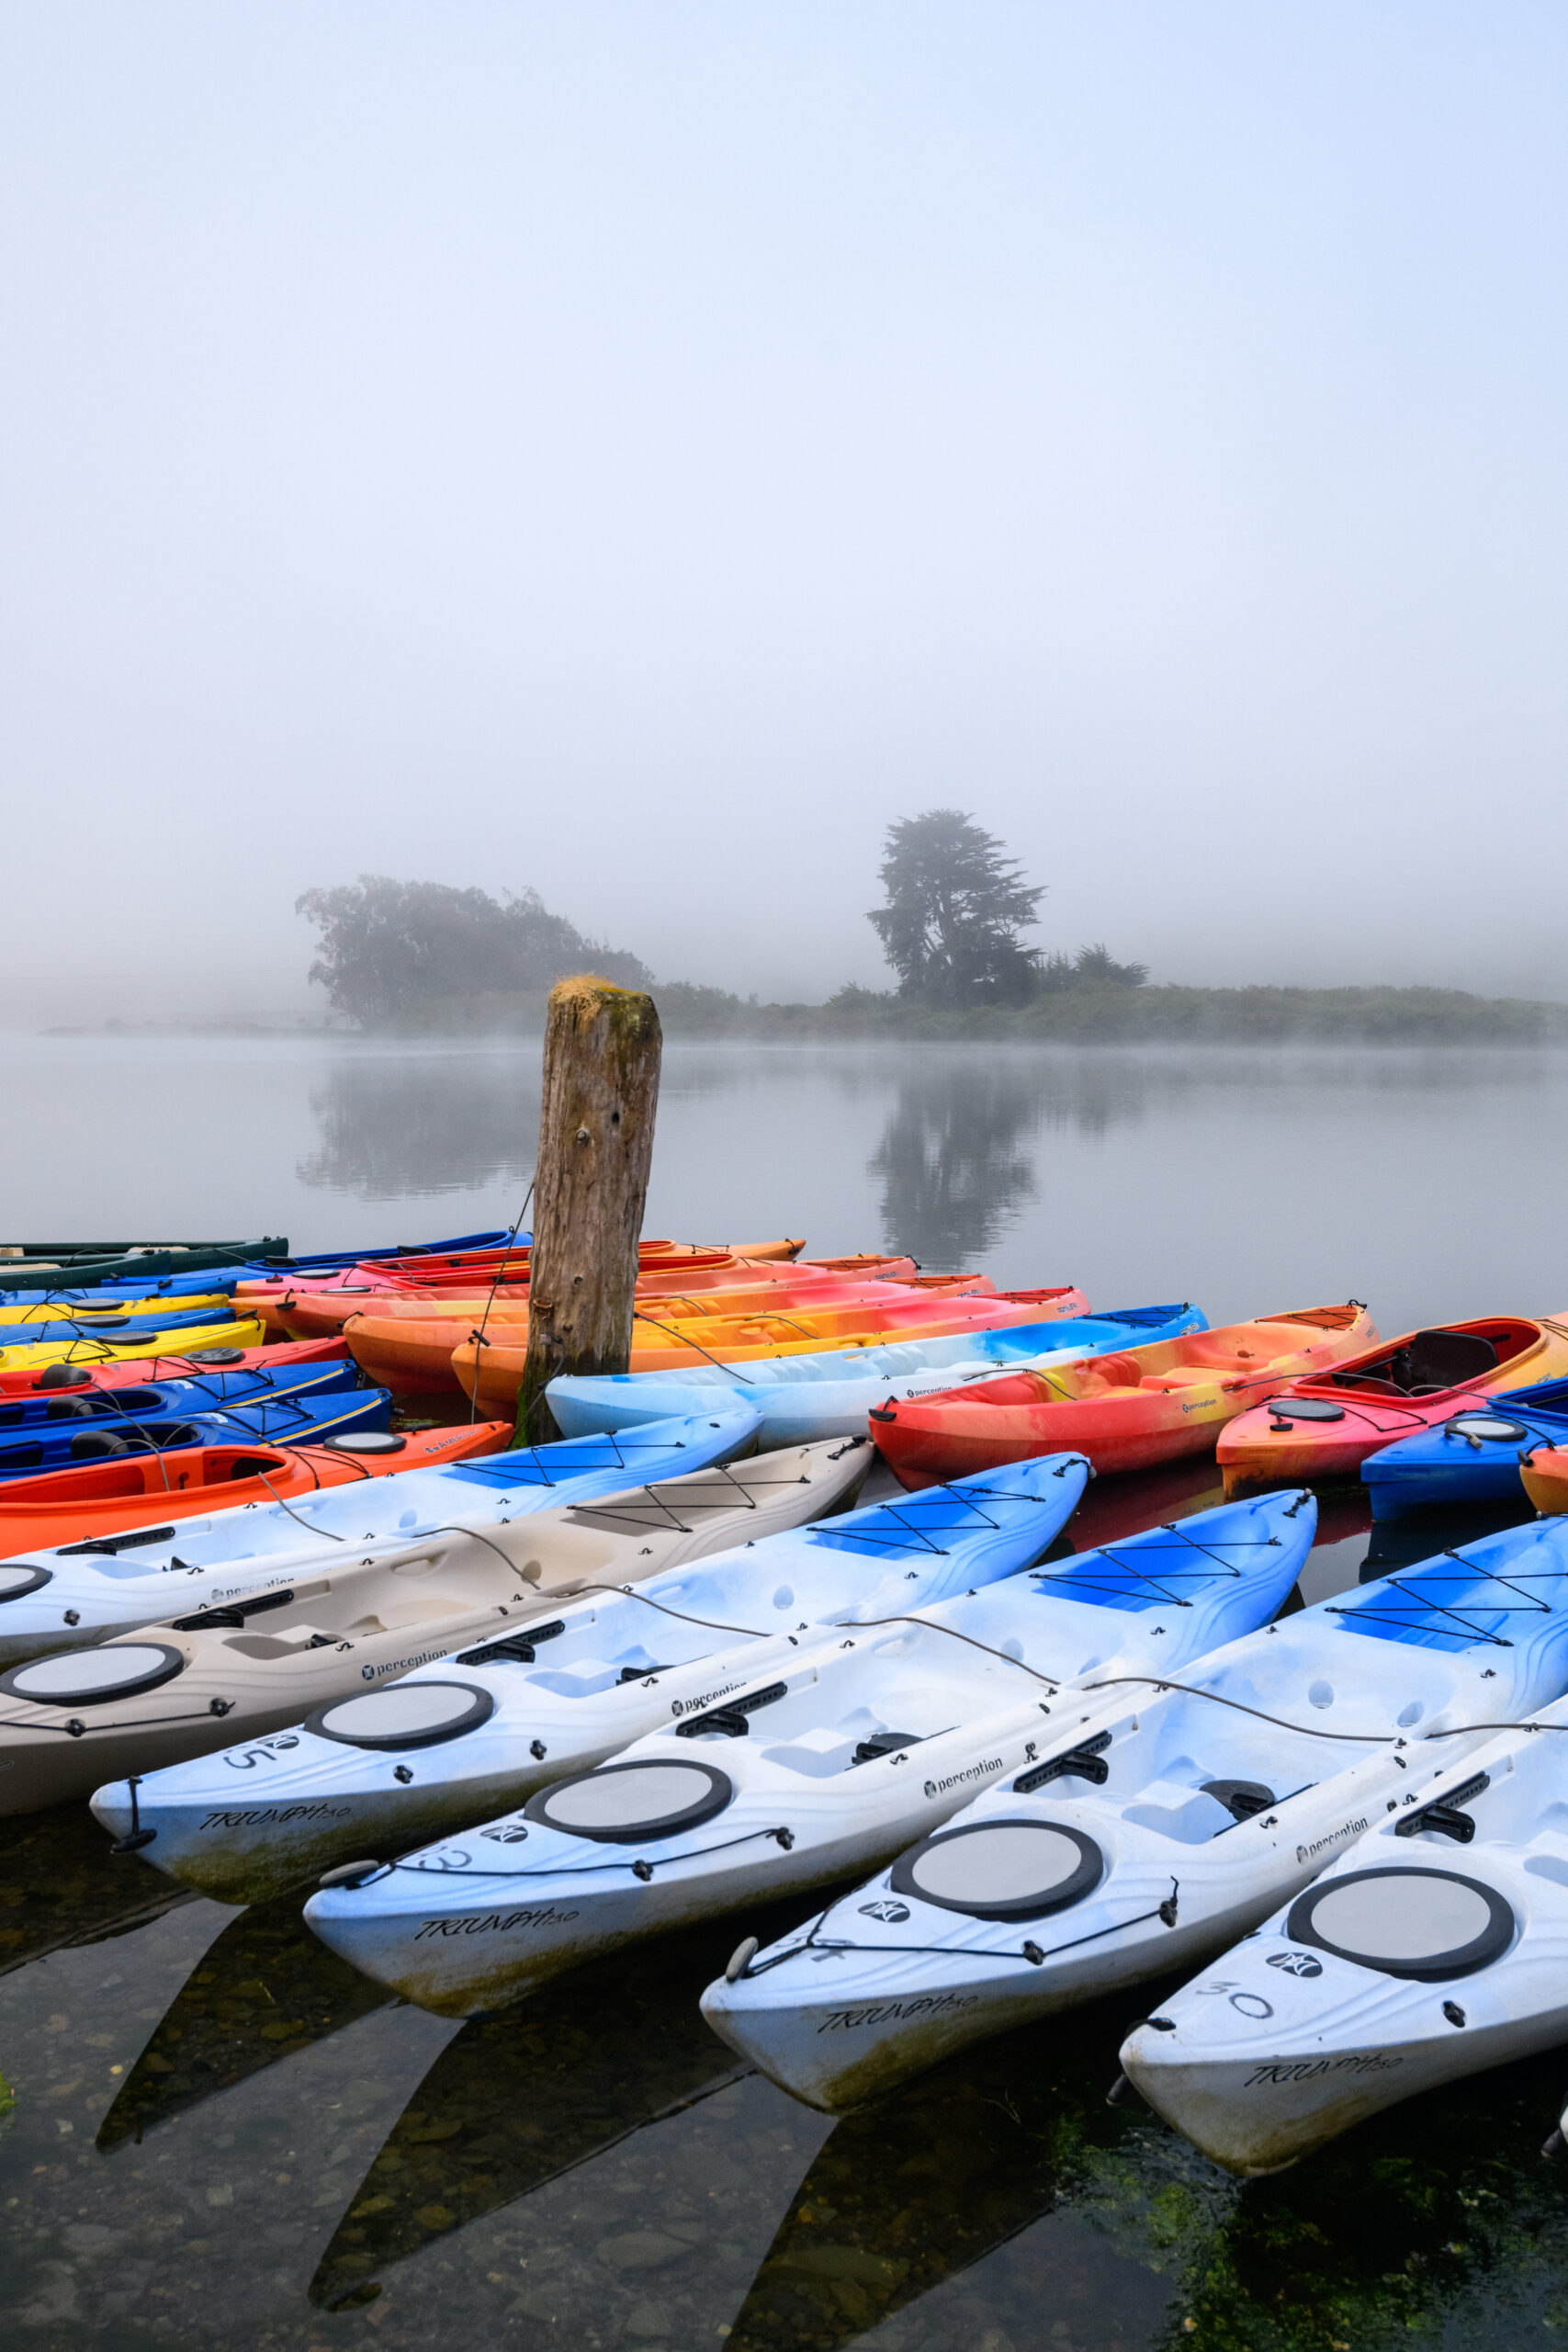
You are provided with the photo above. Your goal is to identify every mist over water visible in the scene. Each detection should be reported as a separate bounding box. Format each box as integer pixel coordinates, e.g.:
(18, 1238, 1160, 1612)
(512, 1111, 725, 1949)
(5, 1035, 1563, 1336)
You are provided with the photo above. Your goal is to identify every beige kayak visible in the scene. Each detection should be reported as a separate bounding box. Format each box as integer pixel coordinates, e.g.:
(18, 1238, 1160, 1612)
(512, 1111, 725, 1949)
(0, 1438, 868, 1815)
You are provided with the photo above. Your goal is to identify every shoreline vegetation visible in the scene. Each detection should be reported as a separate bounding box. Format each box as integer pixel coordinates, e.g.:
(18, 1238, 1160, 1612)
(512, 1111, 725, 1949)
(39, 981, 1568, 1046)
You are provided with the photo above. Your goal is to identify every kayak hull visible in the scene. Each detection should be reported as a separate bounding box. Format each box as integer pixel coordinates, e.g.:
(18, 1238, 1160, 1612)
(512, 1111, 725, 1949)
(872, 1307, 1376, 1489)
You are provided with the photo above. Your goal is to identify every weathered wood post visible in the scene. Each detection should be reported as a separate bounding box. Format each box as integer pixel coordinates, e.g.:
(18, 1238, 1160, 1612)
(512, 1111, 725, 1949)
(516, 975, 662, 1442)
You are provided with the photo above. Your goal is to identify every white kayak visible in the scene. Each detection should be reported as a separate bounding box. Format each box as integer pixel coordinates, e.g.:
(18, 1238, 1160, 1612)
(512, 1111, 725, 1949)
(20, 1437, 863, 1823)
(0, 1408, 761, 1667)
(546, 1306, 1206, 1445)
(86, 1436, 870, 1887)
(304, 1487, 1314, 2018)
(1121, 1681, 1568, 2173)
(701, 1513, 1568, 2111)
(302, 1452, 1092, 2010)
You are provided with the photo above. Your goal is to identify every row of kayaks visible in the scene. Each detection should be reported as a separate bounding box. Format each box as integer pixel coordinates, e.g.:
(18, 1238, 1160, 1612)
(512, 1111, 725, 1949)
(28, 1420, 1568, 2188)
(7, 1224, 1568, 2188)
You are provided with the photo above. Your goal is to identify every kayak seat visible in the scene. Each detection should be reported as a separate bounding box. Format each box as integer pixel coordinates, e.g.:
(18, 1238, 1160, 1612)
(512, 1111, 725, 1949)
(1403, 1329, 1499, 1391)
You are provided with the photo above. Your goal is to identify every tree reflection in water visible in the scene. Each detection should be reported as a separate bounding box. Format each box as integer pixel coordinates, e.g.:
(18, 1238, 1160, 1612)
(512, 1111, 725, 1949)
(297, 1049, 538, 1203)
(869, 1061, 1043, 1271)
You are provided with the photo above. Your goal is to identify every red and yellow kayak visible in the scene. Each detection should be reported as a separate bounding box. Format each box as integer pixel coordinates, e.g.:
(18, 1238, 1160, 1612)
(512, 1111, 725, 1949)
(1218, 1312, 1568, 1494)
(439, 1285, 1093, 1416)
(869, 1304, 1378, 1489)
(0, 1420, 513, 1559)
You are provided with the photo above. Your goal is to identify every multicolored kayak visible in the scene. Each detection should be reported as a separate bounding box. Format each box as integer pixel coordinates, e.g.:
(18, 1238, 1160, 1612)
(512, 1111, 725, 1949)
(869, 1306, 1378, 1489)
(1217, 1315, 1568, 1496)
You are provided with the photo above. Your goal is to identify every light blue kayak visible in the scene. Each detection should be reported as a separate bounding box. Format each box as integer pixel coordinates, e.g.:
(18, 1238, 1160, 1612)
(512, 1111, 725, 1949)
(546, 1303, 1207, 1446)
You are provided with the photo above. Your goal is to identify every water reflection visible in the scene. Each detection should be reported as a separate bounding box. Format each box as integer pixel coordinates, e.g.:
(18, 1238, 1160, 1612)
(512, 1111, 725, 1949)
(297, 1051, 538, 1201)
(96, 1896, 389, 2150)
(0, 1804, 192, 1978)
(310, 1922, 747, 2307)
(869, 1063, 1042, 1270)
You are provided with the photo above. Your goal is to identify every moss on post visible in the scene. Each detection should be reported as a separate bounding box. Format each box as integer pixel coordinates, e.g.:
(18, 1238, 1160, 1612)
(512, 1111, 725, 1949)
(517, 975, 662, 1442)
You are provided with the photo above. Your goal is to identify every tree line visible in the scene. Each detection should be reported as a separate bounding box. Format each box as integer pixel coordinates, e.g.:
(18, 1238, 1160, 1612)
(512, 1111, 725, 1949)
(297, 810, 1137, 1024)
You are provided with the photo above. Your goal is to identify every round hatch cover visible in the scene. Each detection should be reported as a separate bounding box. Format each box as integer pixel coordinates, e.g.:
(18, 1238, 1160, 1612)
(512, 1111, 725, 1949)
(0, 1642, 186, 1707)
(1448, 1414, 1528, 1443)
(1269, 1397, 1345, 1422)
(524, 1758, 734, 1843)
(0, 1563, 51, 1604)
(1285, 1865, 1514, 1981)
(320, 1430, 406, 1454)
(307, 1681, 494, 1750)
(183, 1348, 246, 1366)
(890, 1816, 1104, 1920)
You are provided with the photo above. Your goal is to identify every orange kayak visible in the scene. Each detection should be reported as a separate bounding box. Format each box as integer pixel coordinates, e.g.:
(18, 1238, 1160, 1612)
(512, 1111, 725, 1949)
(1521, 1442, 1568, 1513)
(0, 1421, 513, 1559)
(433, 1286, 1092, 1414)
(276, 1261, 947, 1345)
(1217, 1313, 1568, 1494)
(869, 1305, 1378, 1489)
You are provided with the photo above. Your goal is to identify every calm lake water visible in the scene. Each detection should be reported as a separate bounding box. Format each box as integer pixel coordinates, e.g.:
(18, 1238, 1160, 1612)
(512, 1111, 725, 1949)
(4, 1035, 1568, 2352)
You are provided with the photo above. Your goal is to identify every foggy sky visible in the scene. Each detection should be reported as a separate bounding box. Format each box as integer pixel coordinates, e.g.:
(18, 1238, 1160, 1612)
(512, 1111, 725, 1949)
(5, 3, 1567, 1023)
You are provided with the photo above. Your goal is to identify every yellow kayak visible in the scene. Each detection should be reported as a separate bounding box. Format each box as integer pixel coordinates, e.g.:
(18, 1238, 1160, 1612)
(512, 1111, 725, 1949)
(0, 1314, 266, 1374)
(0, 1292, 233, 1328)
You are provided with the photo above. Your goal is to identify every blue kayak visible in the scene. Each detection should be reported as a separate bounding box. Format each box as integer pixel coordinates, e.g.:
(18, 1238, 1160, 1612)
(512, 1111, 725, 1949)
(1363, 1377, 1568, 1517)
(0, 1384, 394, 1480)
(242, 1229, 522, 1275)
(5, 1357, 359, 1415)
(547, 1302, 1208, 1445)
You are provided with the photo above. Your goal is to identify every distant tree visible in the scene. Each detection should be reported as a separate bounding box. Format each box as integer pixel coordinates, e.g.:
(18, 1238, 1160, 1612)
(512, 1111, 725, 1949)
(868, 811, 1044, 1006)
(1037, 942, 1149, 993)
(296, 876, 652, 1025)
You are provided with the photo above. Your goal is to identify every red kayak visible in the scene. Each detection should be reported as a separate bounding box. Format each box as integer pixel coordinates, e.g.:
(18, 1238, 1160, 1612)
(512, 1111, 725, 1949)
(870, 1305, 1378, 1488)
(0, 1419, 513, 1559)
(0, 1337, 351, 1400)
(1217, 1312, 1568, 1494)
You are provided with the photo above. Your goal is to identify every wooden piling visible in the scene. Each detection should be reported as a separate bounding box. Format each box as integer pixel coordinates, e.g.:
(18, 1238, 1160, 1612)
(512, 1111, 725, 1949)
(517, 975, 662, 1442)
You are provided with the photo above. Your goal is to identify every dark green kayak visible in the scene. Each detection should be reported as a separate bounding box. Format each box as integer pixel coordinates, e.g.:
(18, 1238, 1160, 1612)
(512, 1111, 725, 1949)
(0, 1240, 287, 1293)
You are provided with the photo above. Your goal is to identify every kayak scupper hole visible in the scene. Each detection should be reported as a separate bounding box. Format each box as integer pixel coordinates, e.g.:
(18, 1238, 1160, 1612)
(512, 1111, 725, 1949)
(1398, 1700, 1424, 1726)
(772, 1587, 795, 1610)
(1308, 1679, 1334, 1710)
